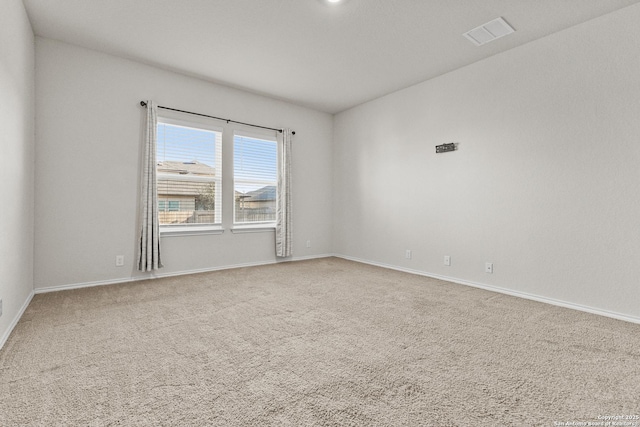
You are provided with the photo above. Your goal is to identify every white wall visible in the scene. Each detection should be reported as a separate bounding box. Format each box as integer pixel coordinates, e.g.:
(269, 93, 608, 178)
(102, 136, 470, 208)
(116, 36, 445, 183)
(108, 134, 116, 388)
(0, 0, 35, 343)
(34, 38, 333, 290)
(333, 4, 640, 320)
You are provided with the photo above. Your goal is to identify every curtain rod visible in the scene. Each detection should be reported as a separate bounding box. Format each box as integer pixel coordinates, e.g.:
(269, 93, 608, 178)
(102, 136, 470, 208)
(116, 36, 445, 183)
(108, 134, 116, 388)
(139, 101, 295, 135)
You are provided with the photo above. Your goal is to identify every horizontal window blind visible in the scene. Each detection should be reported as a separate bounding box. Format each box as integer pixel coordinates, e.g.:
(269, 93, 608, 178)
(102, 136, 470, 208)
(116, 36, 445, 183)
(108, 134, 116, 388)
(156, 121, 222, 226)
(233, 133, 277, 224)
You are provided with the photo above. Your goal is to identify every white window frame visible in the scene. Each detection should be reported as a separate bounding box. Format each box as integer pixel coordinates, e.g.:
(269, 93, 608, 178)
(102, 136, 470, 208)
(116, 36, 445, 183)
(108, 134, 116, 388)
(156, 115, 224, 236)
(232, 130, 278, 230)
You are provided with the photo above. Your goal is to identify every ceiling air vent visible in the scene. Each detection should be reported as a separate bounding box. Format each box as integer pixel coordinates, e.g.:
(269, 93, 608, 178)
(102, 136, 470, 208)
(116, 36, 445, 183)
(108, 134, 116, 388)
(463, 17, 515, 46)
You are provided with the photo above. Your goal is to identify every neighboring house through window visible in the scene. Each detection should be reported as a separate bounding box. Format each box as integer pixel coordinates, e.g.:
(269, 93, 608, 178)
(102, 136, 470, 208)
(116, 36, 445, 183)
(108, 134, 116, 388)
(156, 117, 222, 227)
(233, 132, 277, 226)
(158, 201, 180, 212)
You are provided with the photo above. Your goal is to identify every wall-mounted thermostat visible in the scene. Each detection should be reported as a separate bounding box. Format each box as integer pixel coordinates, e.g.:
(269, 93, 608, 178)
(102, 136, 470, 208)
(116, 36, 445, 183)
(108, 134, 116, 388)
(436, 143, 457, 153)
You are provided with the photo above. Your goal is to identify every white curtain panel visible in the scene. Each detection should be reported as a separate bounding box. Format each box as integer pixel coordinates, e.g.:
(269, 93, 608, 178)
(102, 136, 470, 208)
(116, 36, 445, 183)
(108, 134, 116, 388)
(276, 128, 293, 257)
(138, 100, 163, 271)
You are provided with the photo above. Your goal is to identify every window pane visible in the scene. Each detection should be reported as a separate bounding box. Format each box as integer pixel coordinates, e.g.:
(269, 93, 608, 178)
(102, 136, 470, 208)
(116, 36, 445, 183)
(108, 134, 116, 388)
(157, 121, 222, 225)
(234, 134, 277, 224)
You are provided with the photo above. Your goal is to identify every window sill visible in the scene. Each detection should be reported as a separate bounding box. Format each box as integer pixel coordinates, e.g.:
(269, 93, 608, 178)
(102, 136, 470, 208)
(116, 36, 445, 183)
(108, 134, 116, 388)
(231, 224, 276, 234)
(160, 225, 224, 237)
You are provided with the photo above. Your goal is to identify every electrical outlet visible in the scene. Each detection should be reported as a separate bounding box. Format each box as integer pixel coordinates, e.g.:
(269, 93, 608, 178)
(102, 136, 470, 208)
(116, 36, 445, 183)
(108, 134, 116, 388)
(306, 240, 311, 248)
(485, 262, 493, 274)
(405, 250, 412, 259)
(115, 255, 124, 267)
(444, 255, 451, 266)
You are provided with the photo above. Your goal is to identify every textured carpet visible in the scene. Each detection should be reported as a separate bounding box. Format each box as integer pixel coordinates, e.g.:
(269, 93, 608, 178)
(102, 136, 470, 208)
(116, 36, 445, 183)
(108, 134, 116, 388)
(1, 257, 639, 426)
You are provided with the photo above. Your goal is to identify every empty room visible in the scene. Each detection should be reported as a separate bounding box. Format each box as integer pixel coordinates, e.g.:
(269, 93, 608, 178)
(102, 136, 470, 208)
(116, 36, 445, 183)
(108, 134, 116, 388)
(2, 0, 640, 425)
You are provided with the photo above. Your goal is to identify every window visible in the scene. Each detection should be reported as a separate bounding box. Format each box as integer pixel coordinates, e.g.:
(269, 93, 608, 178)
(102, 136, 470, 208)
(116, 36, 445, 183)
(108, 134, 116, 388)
(158, 201, 180, 212)
(233, 132, 277, 225)
(156, 118, 222, 227)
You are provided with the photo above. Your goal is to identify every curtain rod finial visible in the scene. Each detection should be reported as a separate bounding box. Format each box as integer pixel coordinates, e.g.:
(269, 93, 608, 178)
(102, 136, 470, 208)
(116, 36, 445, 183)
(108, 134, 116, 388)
(140, 101, 147, 107)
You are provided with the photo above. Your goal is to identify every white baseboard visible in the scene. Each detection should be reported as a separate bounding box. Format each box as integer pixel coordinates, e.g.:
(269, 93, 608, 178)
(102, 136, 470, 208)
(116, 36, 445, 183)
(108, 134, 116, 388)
(290, 253, 335, 262)
(335, 254, 640, 325)
(35, 276, 147, 294)
(29, 252, 637, 335)
(0, 290, 34, 351)
(34, 253, 334, 294)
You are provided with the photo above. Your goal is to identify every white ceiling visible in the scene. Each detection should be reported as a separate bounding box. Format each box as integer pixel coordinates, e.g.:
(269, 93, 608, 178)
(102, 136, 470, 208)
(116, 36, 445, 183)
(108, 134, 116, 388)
(22, 0, 640, 114)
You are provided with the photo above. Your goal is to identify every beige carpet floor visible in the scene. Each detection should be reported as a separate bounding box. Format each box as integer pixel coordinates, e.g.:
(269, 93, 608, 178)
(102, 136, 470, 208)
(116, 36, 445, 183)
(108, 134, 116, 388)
(1, 257, 639, 426)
